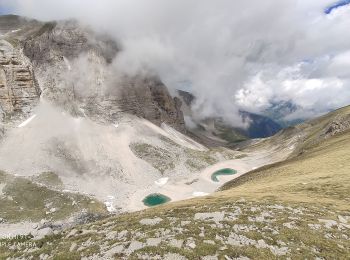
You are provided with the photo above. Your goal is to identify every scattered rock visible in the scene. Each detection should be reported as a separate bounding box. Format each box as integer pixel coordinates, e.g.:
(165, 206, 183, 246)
(202, 256, 218, 260)
(163, 253, 187, 260)
(126, 241, 144, 254)
(74, 212, 104, 224)
(318, 219, 338, 229)
(270, 246, 290, 256)
(180, 221, 191, 226)
(39, 254, 50, 260)
(169, 239, 184, 248)
(187, 241, 196, 249)
(140, 217, 163, 226)
(146, 238, 162, 247)
(34, 227, 53, 240)
(69, 242, 77, 252)
(66, 229, 78, 238)
(194, 212, 225, 223)
(104, 244, 125, 257)
(118, 230, 128, 239)
(338, 215, 348, 224)
(283, 222, 298, 229)
(308, 224, 321, 230)
(227, 233, 256, 246)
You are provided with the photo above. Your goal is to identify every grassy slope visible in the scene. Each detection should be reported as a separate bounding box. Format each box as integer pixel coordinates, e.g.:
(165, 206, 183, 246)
(0, 172, 107, 223)
(291, 105, 350, 155)
(220, 128, 350, 210)
(244, 105, 350, 157)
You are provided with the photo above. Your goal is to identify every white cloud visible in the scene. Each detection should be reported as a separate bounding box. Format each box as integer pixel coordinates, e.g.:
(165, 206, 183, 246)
(236, 62, 349, 120)
(3, 0, 350, 124)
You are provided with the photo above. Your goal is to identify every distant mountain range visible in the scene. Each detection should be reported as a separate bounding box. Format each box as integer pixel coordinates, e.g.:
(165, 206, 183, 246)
(177, 90, 284, 146)
(263, 100, 304, 127)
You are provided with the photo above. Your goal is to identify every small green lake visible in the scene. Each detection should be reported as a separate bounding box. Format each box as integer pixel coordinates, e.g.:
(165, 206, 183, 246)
(143, 193, 171, 207)
(211, 168, 237, 182)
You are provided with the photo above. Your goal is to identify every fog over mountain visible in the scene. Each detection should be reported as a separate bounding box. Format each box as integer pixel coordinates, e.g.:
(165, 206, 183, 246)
(2, 0, 350, 125)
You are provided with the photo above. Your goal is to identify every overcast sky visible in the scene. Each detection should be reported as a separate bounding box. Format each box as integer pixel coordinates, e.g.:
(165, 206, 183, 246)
(1, 0, 350, 123)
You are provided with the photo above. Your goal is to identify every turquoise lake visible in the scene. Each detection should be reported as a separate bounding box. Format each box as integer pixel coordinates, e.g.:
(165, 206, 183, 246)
(143, 193, 171, 207)
(211, 168, 237, 182)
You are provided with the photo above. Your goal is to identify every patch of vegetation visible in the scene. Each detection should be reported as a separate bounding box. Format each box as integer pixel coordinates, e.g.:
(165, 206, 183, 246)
(220, 128, 350, 210)
(214, 123, 248, 144)
(159, 135, 181, 148)
(0, 172, 107, 223)
(235, 154, 248, 159)
(185, 178, 199, 185)
(3, 36, 20, 48)
(130, 143, 175, 174)
(32, 172, 64, 189)
(184, 148, 219, 171)
(184, 159, 205, 171)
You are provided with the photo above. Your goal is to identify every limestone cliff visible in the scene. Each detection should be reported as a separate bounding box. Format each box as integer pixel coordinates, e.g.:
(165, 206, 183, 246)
(0, 40, 40, 125)
(0, 15, 185, 132)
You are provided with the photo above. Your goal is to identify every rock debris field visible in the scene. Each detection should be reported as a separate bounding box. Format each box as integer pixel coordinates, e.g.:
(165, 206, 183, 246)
(2, 199, 349, 259)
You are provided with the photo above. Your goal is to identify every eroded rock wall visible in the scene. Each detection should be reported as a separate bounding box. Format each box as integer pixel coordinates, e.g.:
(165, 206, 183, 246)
(20, 19, 185, 132)
(0, 40, 40, 122)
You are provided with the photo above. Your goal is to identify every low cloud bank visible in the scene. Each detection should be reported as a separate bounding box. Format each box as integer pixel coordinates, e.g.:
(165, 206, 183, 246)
(2, 0, 350, 124)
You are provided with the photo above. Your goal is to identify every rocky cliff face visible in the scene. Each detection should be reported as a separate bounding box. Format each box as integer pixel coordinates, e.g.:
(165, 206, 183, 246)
(0, 15, 185, 132)
(0, 39, 40, 127)
(117, 77, 185, 131)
